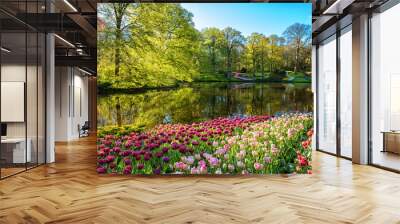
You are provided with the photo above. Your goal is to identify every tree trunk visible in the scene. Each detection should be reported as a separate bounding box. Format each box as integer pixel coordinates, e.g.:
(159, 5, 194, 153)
(114, 17, 122, 77)
(261, 49, 264, 80)
(115, 44, 121, 77)
(116, 97, 122, 127)
(212, 48, 216, 73)
(252, 56, 256, 77)
(113, 3, 127, 77)
(226, 49, 232, 77)
(294, 40, 300, 72)
(270, 46, 273, 72)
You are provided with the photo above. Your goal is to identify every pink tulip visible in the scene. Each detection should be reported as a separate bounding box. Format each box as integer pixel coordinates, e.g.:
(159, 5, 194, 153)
(175, 162, 187, 170)
(208, 157, 219, 167)
(190, 167, 199, 174)
(254, 162, 264, 170)
(199, 165, 208, 174)
(97, 167, 106, 174)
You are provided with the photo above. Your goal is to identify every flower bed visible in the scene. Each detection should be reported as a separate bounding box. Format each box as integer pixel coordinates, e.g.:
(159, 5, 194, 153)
(97, 114, 313, 175)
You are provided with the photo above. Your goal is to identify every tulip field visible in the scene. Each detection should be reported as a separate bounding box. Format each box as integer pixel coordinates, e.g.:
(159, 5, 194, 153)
(97, 114, 313, 175)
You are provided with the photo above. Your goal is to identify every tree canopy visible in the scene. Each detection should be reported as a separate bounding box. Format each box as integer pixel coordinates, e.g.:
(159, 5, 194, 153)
(98, 3, 311, 89)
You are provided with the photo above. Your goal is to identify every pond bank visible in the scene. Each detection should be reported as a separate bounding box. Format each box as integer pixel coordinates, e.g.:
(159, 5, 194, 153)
(98, 84, 180, 95)
(98, 80, 311, 94)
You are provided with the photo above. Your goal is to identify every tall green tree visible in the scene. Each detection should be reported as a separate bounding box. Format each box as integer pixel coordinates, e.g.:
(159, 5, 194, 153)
(98, 3, 132, 77)
(258, 35, 269, 78)
(283, 23, 311, 72)
(222, 27, 245, 76)
(247, 33, 262, 76)
(268, 34, 279, 72)
(98, 3, 200, 89)
(201, 28, 224, 74)
(98, 3, 139, 86)
(112, 3, 130, 77)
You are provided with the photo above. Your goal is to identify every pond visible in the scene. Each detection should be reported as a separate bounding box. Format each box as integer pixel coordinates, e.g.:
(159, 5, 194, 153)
(97, 82, 313, 129)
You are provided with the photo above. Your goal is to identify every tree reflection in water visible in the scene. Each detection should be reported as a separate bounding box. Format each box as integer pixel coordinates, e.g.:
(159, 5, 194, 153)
(97, 82, 313, 129)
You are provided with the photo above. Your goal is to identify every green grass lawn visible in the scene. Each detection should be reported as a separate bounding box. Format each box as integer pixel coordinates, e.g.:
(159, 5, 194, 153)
(194, 72, 311, 83)
(193, 73, 240, 82)
(283, 71, 311, 83)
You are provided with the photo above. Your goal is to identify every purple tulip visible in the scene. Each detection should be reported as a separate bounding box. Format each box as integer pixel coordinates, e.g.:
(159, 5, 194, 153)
(114, 141, 122, 147)
(120, 150, 131, 157)
(209, 157, 219, 167)
(162, 147, 169, 153)
(137, 164, 144, 170)
(124, 158, 131, 165)
(171, 142, 179, 149)
(125, 141, 132, 148)
(179, 147, 186, 154)
(155, 151, 163, 158)
(98, 159, 107, 165)
(123, 165, 132, 174)
(163, 157, 170, 163)
(113, 147, 121, 153)
(264, 156, 271, 164)
(153, 168, 161, 175)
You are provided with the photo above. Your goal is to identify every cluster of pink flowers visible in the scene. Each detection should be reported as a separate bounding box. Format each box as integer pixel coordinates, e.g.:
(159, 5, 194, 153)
(97, 114, 313, 175)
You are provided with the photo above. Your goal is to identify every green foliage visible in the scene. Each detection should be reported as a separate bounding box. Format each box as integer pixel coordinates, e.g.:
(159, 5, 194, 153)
(98, 125, 144, 138)
(98, 3, 200, 89)
(98, 3, 312, 90)
(199, 27, 225, 74)
(283, 23, 312, 72)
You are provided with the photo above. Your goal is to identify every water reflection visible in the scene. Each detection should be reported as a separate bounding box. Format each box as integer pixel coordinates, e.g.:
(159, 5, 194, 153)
(98, 82, 313, 129)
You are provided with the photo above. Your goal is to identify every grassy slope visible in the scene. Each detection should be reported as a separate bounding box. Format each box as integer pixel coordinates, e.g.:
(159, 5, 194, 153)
(283, 72, 312, 83)
(194, 71, 311, 83)
(192, 73, 239, 82)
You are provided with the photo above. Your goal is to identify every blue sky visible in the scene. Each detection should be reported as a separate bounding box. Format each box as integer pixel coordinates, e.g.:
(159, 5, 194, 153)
(181, 3, 311, 37)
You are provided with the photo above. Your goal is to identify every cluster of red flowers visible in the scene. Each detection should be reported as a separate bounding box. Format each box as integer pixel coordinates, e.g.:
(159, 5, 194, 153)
(297, 128, 314, 174)
(97, 116, 270, 174)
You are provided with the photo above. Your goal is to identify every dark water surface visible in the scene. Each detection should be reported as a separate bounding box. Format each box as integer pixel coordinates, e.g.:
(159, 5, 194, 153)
(98, 82, 313, 129)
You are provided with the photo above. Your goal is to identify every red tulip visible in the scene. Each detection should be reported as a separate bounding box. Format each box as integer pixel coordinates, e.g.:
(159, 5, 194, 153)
(97, 167, 107, 174)
(137, 164, 144, 170)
